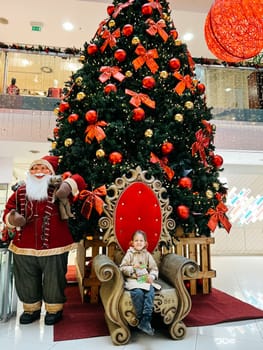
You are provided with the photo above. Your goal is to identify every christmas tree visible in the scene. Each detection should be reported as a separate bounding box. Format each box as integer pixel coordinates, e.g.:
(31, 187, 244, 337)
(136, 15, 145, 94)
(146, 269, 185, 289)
(50, 0, 231, 241)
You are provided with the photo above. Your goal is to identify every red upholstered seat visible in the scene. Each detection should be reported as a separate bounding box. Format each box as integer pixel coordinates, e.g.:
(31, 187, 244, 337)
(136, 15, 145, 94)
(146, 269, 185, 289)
(115, 182, 162, 253)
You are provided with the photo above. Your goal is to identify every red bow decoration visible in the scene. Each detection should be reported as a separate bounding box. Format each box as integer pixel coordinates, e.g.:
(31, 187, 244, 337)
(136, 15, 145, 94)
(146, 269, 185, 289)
(150, 152, 174, 180)
(99, 66, 125, 83)
(187, 50, 195, 72)
(112, 0, 134, 18)
(125, 89, 155, 109)
(100, 28, 121, 53)
(132, 44, 159, 74)
(93, 19, 108, 39)
(146, 19, 168, 42)
(202, 119, 213, 138)
(173, 72, 195, 95)
(147, 0, 163, 15)
(79, 185, 107, 219)
(206, 202, 232, 233)
(191, 129, 210, 166)
(85, 121, 108, 144)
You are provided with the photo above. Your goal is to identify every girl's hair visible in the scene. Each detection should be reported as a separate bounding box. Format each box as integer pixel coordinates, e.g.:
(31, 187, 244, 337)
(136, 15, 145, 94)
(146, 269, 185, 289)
(130, 230, 148, 248)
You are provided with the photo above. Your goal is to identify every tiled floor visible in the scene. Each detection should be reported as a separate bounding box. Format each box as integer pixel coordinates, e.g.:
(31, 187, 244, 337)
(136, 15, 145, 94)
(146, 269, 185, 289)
(1, 255, 263, 349)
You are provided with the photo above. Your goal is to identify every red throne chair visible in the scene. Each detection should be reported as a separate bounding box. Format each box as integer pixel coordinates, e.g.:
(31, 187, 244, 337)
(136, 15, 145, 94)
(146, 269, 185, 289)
(93, 166, 198, 345)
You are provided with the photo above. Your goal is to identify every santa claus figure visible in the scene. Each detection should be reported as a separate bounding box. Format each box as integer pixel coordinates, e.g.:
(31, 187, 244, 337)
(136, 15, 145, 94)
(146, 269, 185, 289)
(3, 155, 86, 325)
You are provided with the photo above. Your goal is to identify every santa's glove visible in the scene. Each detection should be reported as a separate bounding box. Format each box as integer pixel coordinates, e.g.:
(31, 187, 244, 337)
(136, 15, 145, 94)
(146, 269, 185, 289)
(6, 209, 26, 228)
(56, 181, 72, 199)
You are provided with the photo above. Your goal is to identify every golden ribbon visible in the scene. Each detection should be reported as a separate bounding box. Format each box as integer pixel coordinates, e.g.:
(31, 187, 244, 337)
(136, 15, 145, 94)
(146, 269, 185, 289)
(132, 44, 159, 74)
(206, 202, 232, 233)
(100, 28, 121, 53)
(125, 89, 155, 109)
(85, 121, 108, 144)
(112, 0, 134, 18)
(79, 185, 107, 219)
(146, 19, 168, 42)
(99, 66, 125, 83)
(191, 129, 210, 166)
(173, 72, 195, 95)
(150, 152, 174, 180)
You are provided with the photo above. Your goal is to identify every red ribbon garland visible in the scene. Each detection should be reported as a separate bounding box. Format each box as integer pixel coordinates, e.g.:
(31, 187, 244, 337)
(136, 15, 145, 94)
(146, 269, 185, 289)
(93, 19, 108, 39)
(112, 0, 134, 18)
(146, 19, 168, 42)
(125, 89, 155, 109)
(99, 66, 125, 83)
(147, 0, 163, 15)
(206, 202, 232, 233)
(100, 28, 121, 53)
(173, 72, 195, 95)
(85, 121, 108, 144)
(202, 119, 213, 137)
(79, 185, 107, 219)
(132, 44, 159, 74)
(150, 152, 175, 180)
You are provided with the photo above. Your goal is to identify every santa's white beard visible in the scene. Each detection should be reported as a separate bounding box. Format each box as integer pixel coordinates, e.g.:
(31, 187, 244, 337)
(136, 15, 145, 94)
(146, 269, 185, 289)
(25, 173, 52, 201)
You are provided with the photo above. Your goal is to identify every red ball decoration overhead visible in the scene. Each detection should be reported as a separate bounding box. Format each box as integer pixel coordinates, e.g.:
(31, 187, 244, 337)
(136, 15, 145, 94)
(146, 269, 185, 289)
(122, 24, 134, 37)
(197, 83, 206, 94)
(85, 110, 98, 124)
(212, 154, 224, 168)
(59, 101, 70, 113)
(53, 127, 59, 137)
(169, 58, 181, 71)
(177, 205, 190, 220)
(104, 83, 117, 94)
(205, 0, 263, 62)
(109, 152, 123, 165)
(132, 107, 145, 121)
(161, 142, 174, 155)
(107, 4, 115, 16)
(87, 43, 98, 55)
(142, 76, 156, 89)
(68, 113, 79, 124)
(141, 3, 153, 16)
(114, 49, 127, 62)
(178, 177, 193, 190)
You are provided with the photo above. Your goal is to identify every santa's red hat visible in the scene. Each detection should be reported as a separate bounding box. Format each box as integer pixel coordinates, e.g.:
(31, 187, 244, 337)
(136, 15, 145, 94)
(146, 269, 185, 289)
(29, 155, 59, 175)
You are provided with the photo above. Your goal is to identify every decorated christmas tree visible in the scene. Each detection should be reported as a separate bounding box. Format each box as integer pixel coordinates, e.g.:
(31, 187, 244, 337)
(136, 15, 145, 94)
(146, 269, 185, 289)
(50, 0, 231, 241)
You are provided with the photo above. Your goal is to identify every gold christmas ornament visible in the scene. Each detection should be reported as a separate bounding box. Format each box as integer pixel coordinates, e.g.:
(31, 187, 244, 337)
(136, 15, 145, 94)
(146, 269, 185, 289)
(162, 13, 168, 20)
(75, 76, 83, 86)
(53, 107, 59, 116)
(51, 141, 57, 149)
(160, 70, 168, 79)
(206, 189, 214, 199)
(184, 101, 194, 109)
(108, 19, 116, 28)
(213, 182, 220, 191)
(64, 138, 73, 147)
(79, 55, 86, 62)
(174, 39, 182, 46)
(144, 129, 153, 138)
(125, 70, 133, 78)
(76, 92, 86, 101)
(96, 149, 105, 158)
(174, 113, 184, 122)
(132, 36, 140, 45)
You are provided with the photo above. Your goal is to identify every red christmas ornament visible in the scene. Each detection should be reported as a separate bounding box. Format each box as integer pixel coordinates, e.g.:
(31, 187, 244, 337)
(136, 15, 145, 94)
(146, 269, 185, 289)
(87, 43, 98, 55)
(161, 142, 174, 155)
(141, 3, 153, 16)
(109, 151, 123, 165)
(104, 83, 117, 94)
(212, 154, 224, 168)
(68, 113, 79, 123)
(107, 4, 115, 16)
(142, 76, 156, 89)
(170, 29, 178, 40)
(169, 58, 181, 71)
(177, 205, 190, 220)
(53, 127, 59, 137)
(132, 107, 145, 121)
(178, 177, 193, 190)
(197, 83, 206, 94)
(59, 101, 70, 113)
(85, 110, 98, 124)
(114, 49, 127, 62)
(122, 24, 134, 37)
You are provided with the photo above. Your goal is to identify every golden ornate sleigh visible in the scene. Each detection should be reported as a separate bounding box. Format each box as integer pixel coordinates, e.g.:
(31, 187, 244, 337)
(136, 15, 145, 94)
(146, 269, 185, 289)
(93, 166, 199, 345)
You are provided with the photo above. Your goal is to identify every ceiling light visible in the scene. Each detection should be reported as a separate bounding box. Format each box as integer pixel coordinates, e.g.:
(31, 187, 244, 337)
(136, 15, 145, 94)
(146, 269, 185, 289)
(182, 32, 194, 41)
(62, 22, 74, 31)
